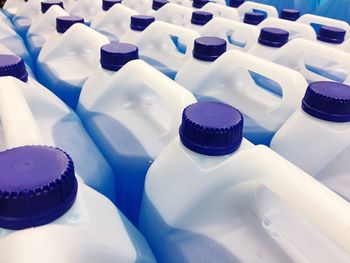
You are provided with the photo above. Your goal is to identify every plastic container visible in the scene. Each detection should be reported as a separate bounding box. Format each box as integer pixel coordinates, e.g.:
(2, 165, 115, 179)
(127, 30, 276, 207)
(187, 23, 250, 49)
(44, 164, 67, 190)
(91, 4, 138, 42)
(271, 81, 350, 202)
(0, 146, 155, 263)
(121, 21, 200, 79)
(66, 0, 100, 26)
(26, 5, 70, 62)
(0, 54, 116, 202)
(140, 101, 350, 263)
(77, 43, 196, 226)
(176, 50, 307, 145)
(37, 23, 109, 110)
(200, 2, 240, 21)
(154, 3, 193, 27)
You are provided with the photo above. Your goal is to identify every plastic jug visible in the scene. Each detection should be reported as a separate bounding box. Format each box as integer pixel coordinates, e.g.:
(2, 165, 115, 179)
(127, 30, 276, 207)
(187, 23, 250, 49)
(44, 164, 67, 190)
(0, 54, 116, 202)
(2, 0, 27, 19)
(91, 4, 138, 42)
(237, 1, 278, 21)
(243, 11, 266, 25)
(279, 8, 300, 21)
(140, 101, 350, 263)
(122, 0, 153, 14)
(119, 15, 155, 44)
(12, 0, 65, 38)
(26, 5, 70, 62)
(0, 145, 155, 263)
(67, 0, 101, 26)
(271, 81, 350, 202)
(37, 23, 109, 110)
(121, 21, 200, 79)
(77, 43, 196, 226)
(176, 50, 307, 145)
(153, 3, 192, 27)
(248, 28, 350, 94)
(200, 17, 260, 51)
(0, 22, 34, 70)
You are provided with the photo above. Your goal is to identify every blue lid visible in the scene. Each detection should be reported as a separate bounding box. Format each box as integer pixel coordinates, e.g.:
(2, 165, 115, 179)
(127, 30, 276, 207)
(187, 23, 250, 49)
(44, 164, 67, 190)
(0, 146, 78, 230)
(0, 54, 28, 82)
(317, 25, 346, 44)
(152, 0, 168, 10)
(100, 43, 139, 71)
(179, 102, 244, 156)
(280, 9, 300, 21)
(56, 16, 84, 33)
(130, 15, 155, 31)
(258, 27, 289, 47)
(192, 0, 210, 8)
(302, 81, 350, 122)
(41, 1, 64, 13)
(102, 0, 122, 11)
(229, 0, 244, 7)
(193, 37, 226, 62)
(191, 11, 213, 26)
(243, 12, 266, 25)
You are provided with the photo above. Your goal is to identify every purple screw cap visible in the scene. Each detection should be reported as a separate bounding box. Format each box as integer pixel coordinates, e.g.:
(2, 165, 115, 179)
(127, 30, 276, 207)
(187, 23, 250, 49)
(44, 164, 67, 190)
(41, 1, 64, 14)
(229, 0, 244, 7)
(152, 0, 168, 10)
(317, 25, 346, 44)
(179, 102, 244, 156)
(102, 0, 122, 11)
(56, 16, 84, 33)
(192, 0, 210, 8)
(280, 9, 300, 21)
(258, 27, 289, 47)
(130, 15, 155, 31)
(191, 11, 213, 26)
(243, 12, 266, 25)
(0, 54, 28, 82)
(100, 43, 139, 71)
(302, 81, 350, 122)
(0, 146, 78, 230)
(193, 37, 227, 62)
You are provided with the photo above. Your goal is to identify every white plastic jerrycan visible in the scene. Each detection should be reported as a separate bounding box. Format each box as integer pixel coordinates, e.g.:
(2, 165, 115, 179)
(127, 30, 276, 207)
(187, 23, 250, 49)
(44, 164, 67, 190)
(3, 0, 27, 19)
(140, 101, 350, 263)
(200, 2, 240, 20)
(0, 145, 155, 263)
(259, 17, 316, 40)
(122, 0, 153, 14)
(26, 5, 70, 61)
(0, 22, 34, 70)
(77, 43, 197, 226)
(67, 0, 101, 26)
(37, 23, 109, 109)
(0, 54, 116, 202)
(91, 4, 138, 42)
(248, 28, 350, 93)
(271, 81, 350, 202)
(200, 17, 260, 51)
(153, 3, 192, 27)
(279, 8, 300, 21)
(237, 1, 278, 21)
(121, 21, 200, 79)
(176, 50, 307, 145)
(13, 0, 65, 38)
(119, 15, 155, 45)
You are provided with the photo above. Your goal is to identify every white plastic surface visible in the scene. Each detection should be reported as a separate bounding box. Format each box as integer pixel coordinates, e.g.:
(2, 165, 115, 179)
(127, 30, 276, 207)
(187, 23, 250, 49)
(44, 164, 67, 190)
(91, 4, 137, 42)
(200, 17, 260, 51)
(122, 0, 153, 14)
(176, 50, 307, 138)
(200, 2, 239, 21)
(237, 1, 278, 20)
(259, 17, 317, 41)
(154, 3, 192, 27)
(140, 138, 350, 262)
(271, 109, 350, 201)
(0, 76, 116, 202)
(297, 14, 350, 40)
(3, 0, 26, 17)
(67, 0, 101, 25)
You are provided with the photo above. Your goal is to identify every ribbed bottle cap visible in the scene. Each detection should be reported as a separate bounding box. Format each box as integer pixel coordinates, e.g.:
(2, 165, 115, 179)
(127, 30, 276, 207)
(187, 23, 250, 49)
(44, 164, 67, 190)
(280, 9, 300, 21)
(152, 0, 168, 10)
(0, 54, 28, 82)
(193, 37, 226, 62)
(130, 15, 155, 31)
(243, 12, 266, 25)
(192, 0, 210, 8)
(229, 0, 244, 7)
(56, 16, 84, 33)
(302, 81, 350, 122)
(258, 27, 289, 47)
(0, 146, 78, 230)
(179, 102, 244, 156)
(102, 0, 122, 11)
(100, 43, 139, 71)
(317, 25, 346, 44)
(41, 1, 64, 14)
(191, 11, 213, 26)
